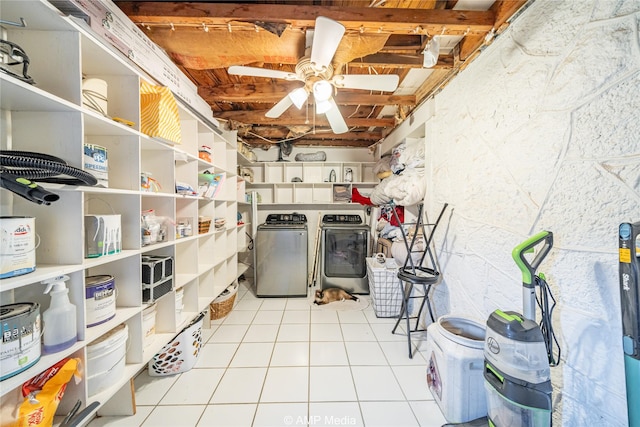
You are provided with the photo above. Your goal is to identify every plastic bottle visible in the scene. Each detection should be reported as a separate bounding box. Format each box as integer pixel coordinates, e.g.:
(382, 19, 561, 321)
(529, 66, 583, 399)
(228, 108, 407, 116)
(42, 275, 77, 353)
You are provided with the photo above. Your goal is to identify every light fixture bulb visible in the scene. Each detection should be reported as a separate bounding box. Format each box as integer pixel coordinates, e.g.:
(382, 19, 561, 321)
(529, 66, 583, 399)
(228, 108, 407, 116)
(312, 80, 333, 102)
(289, 87, 309, 109)
(316, 99, 332, 114)
(423, 36, 440, 68)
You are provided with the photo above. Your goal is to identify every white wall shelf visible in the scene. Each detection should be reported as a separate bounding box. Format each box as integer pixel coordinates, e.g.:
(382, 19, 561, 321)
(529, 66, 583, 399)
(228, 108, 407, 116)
(243, 161, 377, 206)
(0, 0, 239, 421)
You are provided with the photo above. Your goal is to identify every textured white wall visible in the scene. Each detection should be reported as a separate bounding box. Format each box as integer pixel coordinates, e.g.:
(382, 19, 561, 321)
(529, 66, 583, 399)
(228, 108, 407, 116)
(424, 1, 640, 425)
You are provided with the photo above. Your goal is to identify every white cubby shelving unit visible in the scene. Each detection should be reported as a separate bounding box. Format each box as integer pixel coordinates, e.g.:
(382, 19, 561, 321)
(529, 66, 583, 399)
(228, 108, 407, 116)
(236, 153, 257, 280)
(0, 0, 238, 421)
(242, 161, 377, 205)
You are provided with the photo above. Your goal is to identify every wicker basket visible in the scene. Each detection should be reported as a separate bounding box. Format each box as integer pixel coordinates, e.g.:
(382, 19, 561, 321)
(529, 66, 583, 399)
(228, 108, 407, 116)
(210, 282, 238, 320)
(198, 217, 211, 234)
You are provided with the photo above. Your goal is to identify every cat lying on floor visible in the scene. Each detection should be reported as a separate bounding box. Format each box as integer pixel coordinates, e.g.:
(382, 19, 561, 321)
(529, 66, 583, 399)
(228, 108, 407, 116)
(314, 288, 359, 305)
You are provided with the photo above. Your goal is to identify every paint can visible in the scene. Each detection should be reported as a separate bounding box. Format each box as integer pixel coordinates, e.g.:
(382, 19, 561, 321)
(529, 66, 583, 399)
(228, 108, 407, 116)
(0, 216, 36, 279)
(0, 302, 41, 381)
(84, 143, 109, 187)
(85, 275, 116, 327)
(84, 214, 122, 258)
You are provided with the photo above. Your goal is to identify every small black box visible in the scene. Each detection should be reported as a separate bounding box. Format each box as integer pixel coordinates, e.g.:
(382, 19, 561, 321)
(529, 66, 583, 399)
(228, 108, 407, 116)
(142, 255, 173, 285)
(142, 276, 173, 303)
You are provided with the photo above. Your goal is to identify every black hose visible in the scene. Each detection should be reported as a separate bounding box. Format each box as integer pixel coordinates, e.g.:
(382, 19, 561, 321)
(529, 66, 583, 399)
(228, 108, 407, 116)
(1, 151, 97, 186)
(1, 150, 98, 205)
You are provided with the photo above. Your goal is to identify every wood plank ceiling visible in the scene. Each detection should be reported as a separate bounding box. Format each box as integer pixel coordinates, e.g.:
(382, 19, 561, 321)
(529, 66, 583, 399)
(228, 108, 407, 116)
(115, 0, 528, 149)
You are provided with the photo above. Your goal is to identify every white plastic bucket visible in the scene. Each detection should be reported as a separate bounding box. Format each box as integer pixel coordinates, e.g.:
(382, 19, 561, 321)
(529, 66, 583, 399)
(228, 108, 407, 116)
(175, 287, 184, 321)
(85, 275, 116, 327)
(87, 323, 127, 396)
(142, 304, 156, 341)
(425, 315, 487, 423)
(0, 217, 36, 279)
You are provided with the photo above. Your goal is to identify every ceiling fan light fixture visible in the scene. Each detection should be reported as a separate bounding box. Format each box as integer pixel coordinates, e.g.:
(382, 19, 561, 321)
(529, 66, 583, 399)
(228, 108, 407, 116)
(289, 87, 309, 109)
(315, 99, 333, 114)
(423, 36, 440, 68)
(313, 80, 333, 102)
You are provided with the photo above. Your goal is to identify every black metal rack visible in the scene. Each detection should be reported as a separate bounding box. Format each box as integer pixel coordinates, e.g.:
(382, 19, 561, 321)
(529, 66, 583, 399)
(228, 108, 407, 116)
(390, 202, 448, 358)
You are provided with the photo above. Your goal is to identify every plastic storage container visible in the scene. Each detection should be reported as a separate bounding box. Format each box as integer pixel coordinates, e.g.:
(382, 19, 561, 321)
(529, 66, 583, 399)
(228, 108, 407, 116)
(87, 323, 128, 396)
(424, 315, 487, 423)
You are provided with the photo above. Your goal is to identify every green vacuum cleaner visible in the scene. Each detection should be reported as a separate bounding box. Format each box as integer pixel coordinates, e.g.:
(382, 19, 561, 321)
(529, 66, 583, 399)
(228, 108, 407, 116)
(619, 222, 640, 427)
(483, 231, 560, 427)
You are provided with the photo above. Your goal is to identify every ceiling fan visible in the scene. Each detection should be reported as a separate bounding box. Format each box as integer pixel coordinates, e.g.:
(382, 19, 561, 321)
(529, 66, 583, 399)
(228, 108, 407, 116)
(228, 17, 399, 134)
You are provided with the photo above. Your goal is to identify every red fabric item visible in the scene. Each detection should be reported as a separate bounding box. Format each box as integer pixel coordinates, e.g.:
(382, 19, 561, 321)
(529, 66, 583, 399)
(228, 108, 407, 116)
(385, 205, 404, 227)
(351, 188, 404, 226)
(351, 187, 374, 206)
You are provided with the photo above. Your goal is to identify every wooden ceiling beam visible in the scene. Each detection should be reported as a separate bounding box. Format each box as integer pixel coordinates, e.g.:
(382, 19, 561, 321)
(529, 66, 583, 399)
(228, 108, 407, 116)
(242, 138, 374, 148)
(199, 82, 303, 104)
(200, 84, 416, 105)
(349, 53, 454, 69)
(238, 126, 382, 141)
(459, 0, 527, 60)
(115, 2, 495, 35)
(216, 109, 396, 128)
(292, 131, 382, 141)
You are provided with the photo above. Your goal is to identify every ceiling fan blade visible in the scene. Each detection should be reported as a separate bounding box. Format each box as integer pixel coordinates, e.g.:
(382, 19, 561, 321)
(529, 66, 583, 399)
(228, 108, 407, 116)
(323, 98, 348, 134)
(310, 17, 345, 71)
(266, 96, 294, 118)
(228, 65, 298, 81)
(332, 74, 400, 92)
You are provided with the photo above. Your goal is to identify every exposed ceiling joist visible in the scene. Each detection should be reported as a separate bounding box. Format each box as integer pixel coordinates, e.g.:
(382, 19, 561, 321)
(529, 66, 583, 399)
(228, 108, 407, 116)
(238, 127, 382, 141)
(199, 84, 416, 105)
(115, 2, 496, 35)
(242, 137, 375, 148)
(114, 0, 530, 148)
(218, 109, 396, 128)
(349, 53, 454, 69)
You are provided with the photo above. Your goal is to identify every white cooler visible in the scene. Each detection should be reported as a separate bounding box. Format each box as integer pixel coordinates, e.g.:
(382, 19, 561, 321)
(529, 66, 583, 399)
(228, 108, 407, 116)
(425, 315, 487, 423)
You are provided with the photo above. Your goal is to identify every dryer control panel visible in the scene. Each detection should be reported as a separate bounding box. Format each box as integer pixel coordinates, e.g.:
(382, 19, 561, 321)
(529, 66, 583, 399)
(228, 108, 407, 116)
(322, 214, 362, 224)
(265, 213, 307, 224)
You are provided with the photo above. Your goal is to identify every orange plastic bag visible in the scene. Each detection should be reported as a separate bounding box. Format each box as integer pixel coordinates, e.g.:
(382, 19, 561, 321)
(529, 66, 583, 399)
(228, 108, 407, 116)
(14, 358, 81, 427)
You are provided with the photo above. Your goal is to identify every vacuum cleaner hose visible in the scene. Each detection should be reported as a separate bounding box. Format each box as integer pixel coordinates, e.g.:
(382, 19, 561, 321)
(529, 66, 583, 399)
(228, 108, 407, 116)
(1, 150, 98, 186)
(1, 150, 98, 205)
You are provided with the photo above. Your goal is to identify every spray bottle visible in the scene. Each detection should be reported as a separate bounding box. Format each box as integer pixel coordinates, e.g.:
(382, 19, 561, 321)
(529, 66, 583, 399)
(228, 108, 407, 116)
(42, 275, 77, 353)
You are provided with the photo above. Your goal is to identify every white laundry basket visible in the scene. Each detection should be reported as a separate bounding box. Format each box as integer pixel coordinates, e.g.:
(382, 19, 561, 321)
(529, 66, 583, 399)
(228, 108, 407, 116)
(424, 315, 487, 423)
(148, 311, 204, 376)
(366, 257, 403, 317)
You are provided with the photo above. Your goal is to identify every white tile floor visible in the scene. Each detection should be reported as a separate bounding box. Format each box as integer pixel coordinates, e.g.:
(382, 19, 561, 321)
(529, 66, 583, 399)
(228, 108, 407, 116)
(88, 280, 447, 427)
